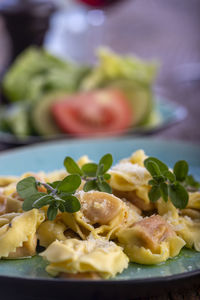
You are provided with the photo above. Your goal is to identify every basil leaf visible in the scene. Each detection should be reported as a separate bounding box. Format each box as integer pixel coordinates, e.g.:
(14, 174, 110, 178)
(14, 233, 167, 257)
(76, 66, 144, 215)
(144, 157, 168, 175)
(164, 171, 176, 183)
(61, 195, 81, 213)
(83, 180, 98, 192)
(47, 206, 58, 221)
(57, 175, 81, 193)
(99, 154, 113, 174)
(145, 160, 161, 177)
(81, 163, 98, 177)
(64, 157, 83, 176)
(97, 181, 112, 194)
(160, 182, 168, 202)
(33, 195, 55, 209)
(104, 173, 111, 180)
(174, 160, 189, 182)
(17, 176, 38, 199)
(148, 185, 161, 203)
(169, 182, 188, 209)
(22, 192, 46, 211)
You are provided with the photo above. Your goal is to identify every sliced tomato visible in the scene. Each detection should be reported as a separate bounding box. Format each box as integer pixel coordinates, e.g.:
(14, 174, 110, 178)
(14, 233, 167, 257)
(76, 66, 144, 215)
(51, 89, 133, 137)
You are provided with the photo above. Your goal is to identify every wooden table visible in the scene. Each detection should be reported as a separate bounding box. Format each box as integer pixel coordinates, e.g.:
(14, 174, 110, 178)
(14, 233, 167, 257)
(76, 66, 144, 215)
(0, 0, 200, 298)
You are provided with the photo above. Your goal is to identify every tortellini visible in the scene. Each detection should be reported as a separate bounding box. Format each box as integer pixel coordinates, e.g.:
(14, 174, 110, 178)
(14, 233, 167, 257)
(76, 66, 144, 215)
(117, 215, 185, 264)
(60, 191, 141, 240)
(156, 199, 200, 251)
(40, 238, 129, 278)
(187, 192, 200, 210)
(0, 193, 22, 215)
(37, 220, 67, 248)
(0, 176, 18, 187)
(0, 150, 199, 279)
(0, 209, 45, 258)
(109, 150, 153, 211)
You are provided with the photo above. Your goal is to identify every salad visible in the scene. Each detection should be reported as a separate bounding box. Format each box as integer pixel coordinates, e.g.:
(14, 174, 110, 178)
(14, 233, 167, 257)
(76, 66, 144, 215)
(0, 47, 159, 139)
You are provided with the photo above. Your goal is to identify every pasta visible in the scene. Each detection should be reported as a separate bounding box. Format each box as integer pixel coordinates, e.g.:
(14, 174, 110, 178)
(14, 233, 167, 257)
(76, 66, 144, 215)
(109, 150, 153, 211)
(116, 215, 185, 264)
(0, 209, 45, 258)
(0, 150, 199, 279)
(60, 191, 141, 241)
(40, 238, 129, 278)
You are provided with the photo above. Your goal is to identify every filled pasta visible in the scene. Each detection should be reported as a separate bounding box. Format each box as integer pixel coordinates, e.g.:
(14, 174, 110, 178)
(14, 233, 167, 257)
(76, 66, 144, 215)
(0, 149, 199, 280)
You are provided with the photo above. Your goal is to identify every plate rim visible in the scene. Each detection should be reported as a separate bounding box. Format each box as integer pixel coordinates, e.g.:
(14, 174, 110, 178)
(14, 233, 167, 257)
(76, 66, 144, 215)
(0, 135, 199, 158)
(0, 265, 199, 285)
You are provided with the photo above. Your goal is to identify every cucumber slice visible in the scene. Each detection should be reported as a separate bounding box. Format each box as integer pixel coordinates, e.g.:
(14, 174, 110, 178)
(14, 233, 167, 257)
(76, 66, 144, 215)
(31, 93, 69, 136)
(0, 103, 31, 138)
(109, 80, 153, 126)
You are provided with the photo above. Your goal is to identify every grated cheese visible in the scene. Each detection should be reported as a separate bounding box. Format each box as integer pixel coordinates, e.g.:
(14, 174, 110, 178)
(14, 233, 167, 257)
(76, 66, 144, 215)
(110, 162, 149, 185)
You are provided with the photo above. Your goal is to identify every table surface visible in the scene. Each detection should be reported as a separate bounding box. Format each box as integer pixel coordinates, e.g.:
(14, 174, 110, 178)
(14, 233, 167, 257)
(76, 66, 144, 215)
(0, 0, 200, 299)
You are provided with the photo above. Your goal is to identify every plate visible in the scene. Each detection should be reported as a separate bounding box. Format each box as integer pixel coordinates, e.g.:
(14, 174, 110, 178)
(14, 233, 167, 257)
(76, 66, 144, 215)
(0, 137, 199, 300)
(0, 97, 187, 146)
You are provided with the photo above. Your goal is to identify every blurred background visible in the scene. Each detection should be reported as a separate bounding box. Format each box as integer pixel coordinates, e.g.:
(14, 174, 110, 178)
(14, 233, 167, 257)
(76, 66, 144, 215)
(0, 0, 200, 149)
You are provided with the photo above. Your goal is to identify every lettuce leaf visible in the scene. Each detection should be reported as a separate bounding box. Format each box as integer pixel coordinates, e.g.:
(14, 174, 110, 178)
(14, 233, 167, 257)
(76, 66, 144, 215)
(2, 47, 90, 102)
(81, 48, 158, 90)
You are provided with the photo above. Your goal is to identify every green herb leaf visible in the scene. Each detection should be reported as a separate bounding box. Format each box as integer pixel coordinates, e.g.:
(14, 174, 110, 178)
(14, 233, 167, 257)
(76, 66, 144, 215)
(160, 182, 168, 202)
(61, 195, 81, 213)
(48, 181, 62, 190)
(22, 192, 46, 211)
(18, 154, 113, 219)
(185, 174, 200, 190)
(59, 203, 65, 213)
(99, 154, 113, 174)
(97, 181, 112, 194)
(104, 173, 111, 180)
(47, 206, 58, 221)
(145, 160, 161, 177)
(64, 157, 83, 176)
(148, 185, 161, 203)
(17, 176, 38, 199)
(83, 180, 98, 192)
(57, 175, 81, 193)
(168, 182, 189, 209)
(96, 163, 104, 176)
(32, 195, 55, 209)
(152, 175, 165, 184)
(81, 163, 98, 177)
(173, 160, 189, 182)
(164, 171, 176, 183)
(148, 179, 157, 186)
(144, 157, 168, 175)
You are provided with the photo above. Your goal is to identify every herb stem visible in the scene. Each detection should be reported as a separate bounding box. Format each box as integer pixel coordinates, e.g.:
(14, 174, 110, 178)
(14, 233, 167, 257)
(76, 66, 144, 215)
(37, 181, 56, 194)
(82, 176, 96, 182)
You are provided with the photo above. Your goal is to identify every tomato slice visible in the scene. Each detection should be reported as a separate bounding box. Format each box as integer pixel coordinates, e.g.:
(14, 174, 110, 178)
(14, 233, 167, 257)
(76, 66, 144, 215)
(51, 89, 133, 137)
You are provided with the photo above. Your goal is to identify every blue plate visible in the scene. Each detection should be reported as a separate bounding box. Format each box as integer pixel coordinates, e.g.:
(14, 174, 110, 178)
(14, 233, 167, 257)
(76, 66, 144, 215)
(0, 137, 199, 300)
(0, 97, 187, 145)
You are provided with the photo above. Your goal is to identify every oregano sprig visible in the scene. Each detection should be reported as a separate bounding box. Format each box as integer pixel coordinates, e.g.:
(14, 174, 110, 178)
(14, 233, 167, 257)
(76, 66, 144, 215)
(17, 174, 81, 220)
(144, 157, 200, 209)
(64, 153, 113, 194)
(16, 153, 113, 220)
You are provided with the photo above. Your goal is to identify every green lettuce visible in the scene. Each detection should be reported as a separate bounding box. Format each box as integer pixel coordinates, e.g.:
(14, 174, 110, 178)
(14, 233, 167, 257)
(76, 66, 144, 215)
(2, 47, 90, 102)
(81, 48, 157, 90)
